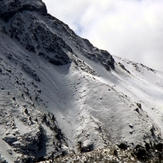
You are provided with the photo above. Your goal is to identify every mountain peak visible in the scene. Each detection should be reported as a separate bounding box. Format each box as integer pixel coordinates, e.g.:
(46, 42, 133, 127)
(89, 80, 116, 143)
(0, 1, 163, 163)
(0, 0, 47, 21)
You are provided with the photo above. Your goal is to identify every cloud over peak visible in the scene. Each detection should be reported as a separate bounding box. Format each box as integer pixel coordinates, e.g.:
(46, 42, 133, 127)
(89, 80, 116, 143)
(43, 0, 163, 71)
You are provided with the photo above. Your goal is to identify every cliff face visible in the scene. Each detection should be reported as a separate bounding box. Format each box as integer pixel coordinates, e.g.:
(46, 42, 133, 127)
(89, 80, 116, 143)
(0, 0, 47, 21)
(0, 0, 163, 163)
(0, 0, 115, 69)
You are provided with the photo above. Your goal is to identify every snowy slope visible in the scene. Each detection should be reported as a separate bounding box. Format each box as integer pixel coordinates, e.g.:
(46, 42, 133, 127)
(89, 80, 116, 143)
(0, 0, 163, 162)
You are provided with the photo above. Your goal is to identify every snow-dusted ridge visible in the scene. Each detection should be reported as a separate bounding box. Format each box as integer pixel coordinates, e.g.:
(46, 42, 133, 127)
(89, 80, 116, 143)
(0, 0, 163, 162)
(0, 0, 47, 21)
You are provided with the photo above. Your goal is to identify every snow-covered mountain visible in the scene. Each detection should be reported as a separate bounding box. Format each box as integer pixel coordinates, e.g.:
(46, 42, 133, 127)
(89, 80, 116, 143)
(0, 0, 163, 162)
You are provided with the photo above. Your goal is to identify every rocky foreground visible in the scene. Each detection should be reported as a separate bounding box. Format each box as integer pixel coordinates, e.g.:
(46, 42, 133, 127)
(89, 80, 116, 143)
(38, 143, 163, 163)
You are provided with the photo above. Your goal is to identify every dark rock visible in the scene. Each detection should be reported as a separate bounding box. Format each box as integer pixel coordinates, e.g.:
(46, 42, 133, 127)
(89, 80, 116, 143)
(134, 145, 148, 160)
(3, 136, 17, 146)
(145, 142, 151, 151)
(118, 143, 128, 150)
(119, 62, 130, 73)
(155, 143, 163, 152)
(0, 0, 47, 21)
(8, 12, 71, 66)
(135, 108, 140, 114)
(21, 64, 40, 82)
(113, 149, 118, 156)
(137, 103, 142, 109)
(78, 141, 94, 153)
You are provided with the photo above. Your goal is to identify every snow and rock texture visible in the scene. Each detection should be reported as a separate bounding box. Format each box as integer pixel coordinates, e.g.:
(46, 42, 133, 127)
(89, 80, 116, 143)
(0, 0, 163, 162)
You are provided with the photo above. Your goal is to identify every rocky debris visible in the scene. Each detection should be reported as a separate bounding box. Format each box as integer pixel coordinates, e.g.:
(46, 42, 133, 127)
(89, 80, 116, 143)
(1, 111, 68, 163)
(72, 54, 98, 75)
(132, 142, 163, 162)
(118, 62, 131, 74)
(21, 63, 40, 82)
(38, 143, 163, 163)
(39, 146, 137, 163)
(0, 58, 68, 162)
(0, 156, 8, 163)
(77, 141, 94, 153)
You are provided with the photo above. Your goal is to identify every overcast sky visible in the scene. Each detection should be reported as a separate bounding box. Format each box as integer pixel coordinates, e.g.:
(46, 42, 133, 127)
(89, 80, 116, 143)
(43, 0, 163, 72)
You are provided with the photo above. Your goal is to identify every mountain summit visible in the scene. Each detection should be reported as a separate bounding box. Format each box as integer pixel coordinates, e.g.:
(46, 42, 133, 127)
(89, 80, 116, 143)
(0, 0, 163, 162)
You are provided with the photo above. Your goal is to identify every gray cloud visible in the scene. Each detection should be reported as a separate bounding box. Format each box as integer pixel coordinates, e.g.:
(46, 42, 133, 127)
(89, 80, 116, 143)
(43, 0, 163, 71)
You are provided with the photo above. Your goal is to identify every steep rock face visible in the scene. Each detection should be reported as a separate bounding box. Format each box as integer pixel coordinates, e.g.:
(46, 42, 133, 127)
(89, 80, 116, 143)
(0, 56, 68, 163)
(43, 15, 115, 70)
(9, 12, 72, 65)
(0, 0, 115, 69)
(1, 5, 72, 66)
(0, 0, 47, 21)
